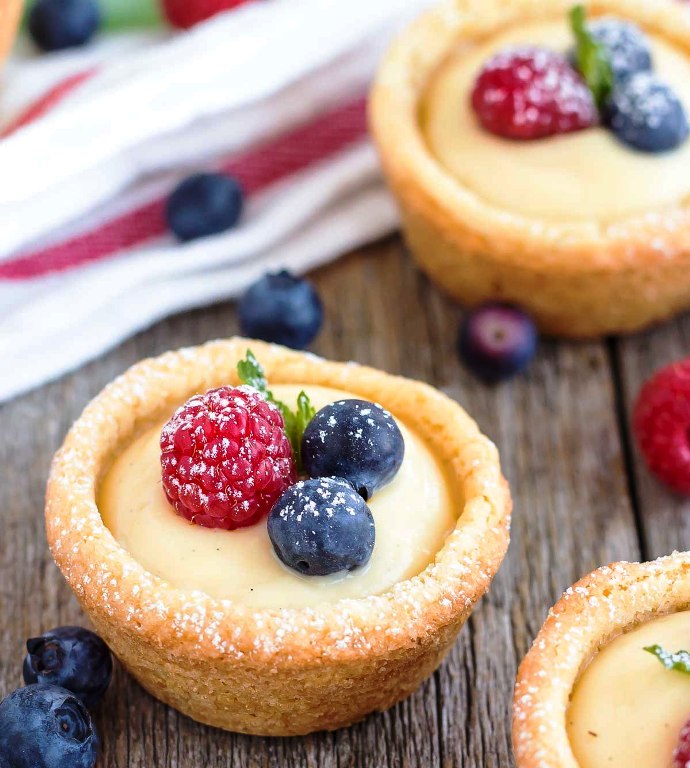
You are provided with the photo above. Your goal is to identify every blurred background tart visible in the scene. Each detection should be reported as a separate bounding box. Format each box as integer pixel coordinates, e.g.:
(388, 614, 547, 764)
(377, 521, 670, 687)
(370, 0, 690, 337)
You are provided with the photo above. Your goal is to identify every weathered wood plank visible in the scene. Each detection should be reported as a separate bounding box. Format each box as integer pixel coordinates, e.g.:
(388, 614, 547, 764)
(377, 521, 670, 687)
(409, 273, 640, 767)
(615, 319, 690, 560)
(0, 237, 641, 767)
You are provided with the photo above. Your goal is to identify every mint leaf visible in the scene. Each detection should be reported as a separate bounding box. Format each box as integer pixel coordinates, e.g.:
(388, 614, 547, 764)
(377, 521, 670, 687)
(570, 4, 614, 109)
(296, 391, 316, 432)
(236, 349, 315, 471)
(644, 644, 690, 674)
(237, 349, 268, 393)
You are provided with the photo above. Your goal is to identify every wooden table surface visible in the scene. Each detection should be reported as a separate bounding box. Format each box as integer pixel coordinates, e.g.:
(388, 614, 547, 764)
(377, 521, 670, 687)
(1, 235, 688, 767)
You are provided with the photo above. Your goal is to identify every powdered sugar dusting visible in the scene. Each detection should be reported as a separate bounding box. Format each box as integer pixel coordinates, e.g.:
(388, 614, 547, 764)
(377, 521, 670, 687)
(45, 339, 509, 665)
(472, 46, 598, 140)
(160, 384, 295, 529)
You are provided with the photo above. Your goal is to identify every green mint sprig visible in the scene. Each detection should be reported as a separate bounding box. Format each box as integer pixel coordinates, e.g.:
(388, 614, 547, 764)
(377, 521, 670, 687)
(570, 4, 614, 110)
(644, 644, 690, 674)
(237, 350, 315, 470)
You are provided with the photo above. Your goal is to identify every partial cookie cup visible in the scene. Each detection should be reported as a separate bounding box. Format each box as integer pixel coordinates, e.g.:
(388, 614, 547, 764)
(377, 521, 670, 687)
(513, 552, 690, 768)
(0, 0, 22, 67)
(45, 339, 511, 736)
(369, 0, 690, 338)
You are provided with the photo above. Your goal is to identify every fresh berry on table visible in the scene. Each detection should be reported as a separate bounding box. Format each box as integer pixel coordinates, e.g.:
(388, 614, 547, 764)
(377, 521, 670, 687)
(633, 357, 690, 495)
(238, 271, 324, 350)
(28, 0, 101, 52)
(267, 477, 375, 576)
(160, 384, 296, 529)
(161, 0, 254, 29)
(301, 399, 405, 500)
(458, 304, 538, 384)
(0, 685, 98, 768)
(23, 626, 112, 709)
(471, 47, 598, 140)
(607, 73, 689, 152)
(166, 173, 244, 242)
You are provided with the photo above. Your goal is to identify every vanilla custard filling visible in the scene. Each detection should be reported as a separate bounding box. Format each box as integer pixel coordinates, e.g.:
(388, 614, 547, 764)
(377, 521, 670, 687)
(99, 385, 457, 609)
(422, 20, 690, 221)
(568, 610, 690, 767)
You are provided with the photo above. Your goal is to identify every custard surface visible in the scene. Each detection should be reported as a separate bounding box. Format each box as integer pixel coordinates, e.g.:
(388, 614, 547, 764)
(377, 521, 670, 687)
(422, 20, 690, 221)
(568, 610, 690, 767)
(99, 384, 457, 608)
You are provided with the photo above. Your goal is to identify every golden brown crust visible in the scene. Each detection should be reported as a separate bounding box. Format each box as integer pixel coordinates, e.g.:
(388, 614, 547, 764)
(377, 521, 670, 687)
(0, 0, 21, 67)
(369, 0, 690, 338)
(45, 338, 511, 735)
(513, 552, 690, 768)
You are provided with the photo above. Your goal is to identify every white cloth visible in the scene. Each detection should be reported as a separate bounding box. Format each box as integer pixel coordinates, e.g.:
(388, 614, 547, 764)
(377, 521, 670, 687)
(0, 0, 433, 402)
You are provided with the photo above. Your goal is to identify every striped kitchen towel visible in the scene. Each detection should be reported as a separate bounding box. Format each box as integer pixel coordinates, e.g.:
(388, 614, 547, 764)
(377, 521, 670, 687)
(0, 0, 434, 403)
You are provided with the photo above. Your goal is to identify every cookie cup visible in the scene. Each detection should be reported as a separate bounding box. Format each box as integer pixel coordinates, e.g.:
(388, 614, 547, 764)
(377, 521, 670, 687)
(46, 339, 511, 736)
(370, 0, 690, 337)
(513, 552, 690, 767)
(0, 0, 21, 67)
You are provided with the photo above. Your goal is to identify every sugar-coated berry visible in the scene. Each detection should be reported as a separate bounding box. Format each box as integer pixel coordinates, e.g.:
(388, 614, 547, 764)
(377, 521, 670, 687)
(28, 0, 100, 52)
(23, 627, 112, 709)
(238, 271, 324, 350)
(673, 717, 690, 768)
(471, 47, 598, 140)
(633, 357, 690, 495)
(301, 399, 405, 500)
(162, 0, 253, 29)
(166, 173, 243, 242)
(458, 304, 538, 384)
(161, 386, 296, 529)
(267, 477, 375, 576)
(607, 73, 689, 153)
(0, 685, 98, 768)
(588, 19, 652, 81)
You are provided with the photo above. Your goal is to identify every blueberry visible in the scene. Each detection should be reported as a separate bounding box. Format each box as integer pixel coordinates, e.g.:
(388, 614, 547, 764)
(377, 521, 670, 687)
(588, 19, 652, 81)
(268, 477, 375, 576)
(238, 270, 324, 349)
(0, 685, 98, 768)
(28, 0, 100, 52)
(458, 303, 537, 384)
(23, 627, 112, 709)
(607, 73, 689, 153)
(301, 399, 405, 500)
(166, 173, 243, 242)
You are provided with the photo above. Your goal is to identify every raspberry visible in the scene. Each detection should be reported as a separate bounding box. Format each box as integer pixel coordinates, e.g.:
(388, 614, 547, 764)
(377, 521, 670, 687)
(161, 0, 253, 29)
(471, 47, 598, 140)
(633, 358, 690, 495)
(160, 386, 296, 529)
(674, 717, 690, 768)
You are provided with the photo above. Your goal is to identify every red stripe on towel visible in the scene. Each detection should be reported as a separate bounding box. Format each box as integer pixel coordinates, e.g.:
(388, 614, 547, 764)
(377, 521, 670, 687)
(0, 97, 368, 280)
(1, 68, 97, 139)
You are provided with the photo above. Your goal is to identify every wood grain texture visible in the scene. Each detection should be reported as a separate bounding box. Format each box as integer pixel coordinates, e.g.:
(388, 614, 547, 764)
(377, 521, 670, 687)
(0, 236, 673, 767)
(615, 319, 690, 561)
